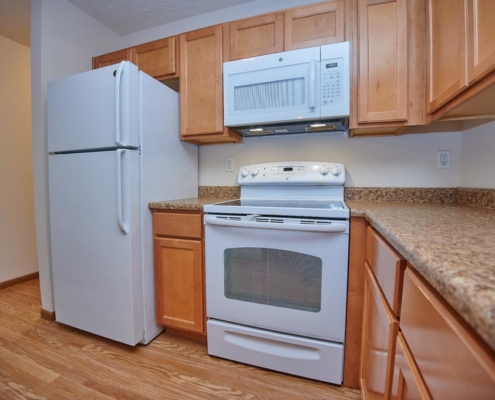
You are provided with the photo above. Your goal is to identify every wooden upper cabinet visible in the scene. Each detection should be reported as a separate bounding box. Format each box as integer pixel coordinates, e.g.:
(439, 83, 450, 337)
(92, 48, 134, 69)
(426, 0, 467, 113)
(180, 26, 224, 137)
(180, 25, 241, 144)
(358, 0, 408, 123)
(466, 0, 495, 84)
(133, 37, 179, 79)
(229, 13, 284, 61)
(285, 1, 345, 50)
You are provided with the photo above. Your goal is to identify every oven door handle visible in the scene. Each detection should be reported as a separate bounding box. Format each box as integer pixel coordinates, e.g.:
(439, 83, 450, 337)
(204, 215, 348, 233)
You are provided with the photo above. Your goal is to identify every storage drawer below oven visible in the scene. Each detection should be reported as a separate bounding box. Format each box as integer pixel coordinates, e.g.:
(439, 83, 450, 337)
(207, 319, 344, 384)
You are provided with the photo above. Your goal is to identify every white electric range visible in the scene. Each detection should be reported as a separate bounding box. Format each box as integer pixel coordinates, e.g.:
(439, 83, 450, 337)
(204, 161, 350, 384)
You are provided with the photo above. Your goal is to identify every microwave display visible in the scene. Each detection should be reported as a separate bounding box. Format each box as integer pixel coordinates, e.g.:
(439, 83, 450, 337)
(326, 62, 338, 69)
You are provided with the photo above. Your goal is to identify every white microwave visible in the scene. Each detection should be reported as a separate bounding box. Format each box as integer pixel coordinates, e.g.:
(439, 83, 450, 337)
(223, 42, 350, 136)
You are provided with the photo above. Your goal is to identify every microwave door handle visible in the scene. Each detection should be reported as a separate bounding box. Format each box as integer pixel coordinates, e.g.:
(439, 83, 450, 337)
(309, 59, 316, 109)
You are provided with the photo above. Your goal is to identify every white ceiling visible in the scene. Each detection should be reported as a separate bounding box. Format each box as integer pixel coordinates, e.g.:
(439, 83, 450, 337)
(0, 0, 259, 47)
(0, 0, 31, 47)
(66, 0, 258, 36)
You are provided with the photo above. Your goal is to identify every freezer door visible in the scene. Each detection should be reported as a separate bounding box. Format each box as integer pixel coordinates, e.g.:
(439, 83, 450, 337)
(49, 150, 143, 345)
(48, 62, 139, 152)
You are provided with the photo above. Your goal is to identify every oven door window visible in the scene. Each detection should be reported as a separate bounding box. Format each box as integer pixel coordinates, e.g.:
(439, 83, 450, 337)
(224, 248, 322, 312)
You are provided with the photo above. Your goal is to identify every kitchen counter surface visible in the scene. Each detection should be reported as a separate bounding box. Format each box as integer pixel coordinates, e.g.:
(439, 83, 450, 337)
(150, 196, 495, 352)
(149, 197, 234, 211)
(347, 201, 495, 352)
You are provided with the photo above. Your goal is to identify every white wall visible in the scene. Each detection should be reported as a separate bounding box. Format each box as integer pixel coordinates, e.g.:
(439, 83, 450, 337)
(31, 0, 121, 311)
(0, 35, 37, 283)
(120, 0, 324, 47)
(460, 120, 495, 189)
(200, 129, 463, 187)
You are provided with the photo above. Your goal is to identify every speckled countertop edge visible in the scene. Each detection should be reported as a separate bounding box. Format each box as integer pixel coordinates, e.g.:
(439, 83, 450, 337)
(149, 197, 233, 211)
(348, 201, 495, 353)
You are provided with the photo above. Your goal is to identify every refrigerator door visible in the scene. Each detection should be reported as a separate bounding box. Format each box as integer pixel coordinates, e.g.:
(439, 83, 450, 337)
(49, 149, 143, 345)
(48, 62, 139, 153)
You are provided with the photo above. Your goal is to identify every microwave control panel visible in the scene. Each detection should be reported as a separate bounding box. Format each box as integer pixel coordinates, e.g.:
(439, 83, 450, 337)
(321, 58, 343, 107)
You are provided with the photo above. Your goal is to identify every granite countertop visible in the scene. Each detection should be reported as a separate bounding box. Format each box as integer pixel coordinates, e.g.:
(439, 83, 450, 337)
(347, 201, 495, 352)
(149, 197, 233, 211)
(150, 196, 495, 352)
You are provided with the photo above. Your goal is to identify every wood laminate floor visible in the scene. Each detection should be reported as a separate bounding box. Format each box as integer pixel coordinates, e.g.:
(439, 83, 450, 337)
(0, 279, 361, 400)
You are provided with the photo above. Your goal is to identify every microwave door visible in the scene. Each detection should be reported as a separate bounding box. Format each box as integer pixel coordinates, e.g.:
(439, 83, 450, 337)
(224, 47, 321, 126)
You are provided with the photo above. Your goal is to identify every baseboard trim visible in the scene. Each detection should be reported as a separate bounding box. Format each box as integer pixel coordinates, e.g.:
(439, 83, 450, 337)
(41, 309, 56, 322)
(0, 272, 39, 291)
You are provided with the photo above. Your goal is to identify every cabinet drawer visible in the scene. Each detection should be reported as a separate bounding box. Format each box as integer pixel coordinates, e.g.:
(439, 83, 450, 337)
(360, 262, 399, 399)
(366, 227, 405, 316)
(400, 267, 495, 399)
(153, 212, 202, 239)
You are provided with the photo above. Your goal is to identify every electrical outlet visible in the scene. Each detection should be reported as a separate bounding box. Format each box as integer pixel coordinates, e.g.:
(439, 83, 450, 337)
(225, 157, 234, 172)
(437, 150, 450, 169)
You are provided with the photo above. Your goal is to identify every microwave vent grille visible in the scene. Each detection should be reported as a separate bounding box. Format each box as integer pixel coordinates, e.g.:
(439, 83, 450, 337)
(234, 78, 305, 111)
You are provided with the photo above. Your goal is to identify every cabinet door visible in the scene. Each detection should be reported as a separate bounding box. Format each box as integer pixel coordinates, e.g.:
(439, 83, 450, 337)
(426, 0, 467, 112)
(466, 0, 495, 84)
(360, 263, 399, 399)
(93, 48, 134, 69)
(133, 37, 178, 79)
(358, 0, 408, 123)
(154, 237, 204, 334)
(401, 267, 495, 399)
(285, 1, 345, 51)
(179, 25, 224, 137)
(229, 13, 284, 60)
(391, 333, 432, 400)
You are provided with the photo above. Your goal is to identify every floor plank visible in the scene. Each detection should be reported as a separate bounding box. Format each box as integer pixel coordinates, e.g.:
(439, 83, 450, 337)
(0, 280, 361, 399)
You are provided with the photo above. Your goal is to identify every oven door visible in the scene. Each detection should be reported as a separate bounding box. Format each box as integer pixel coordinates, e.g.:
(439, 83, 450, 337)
(204, 215, 349, 342)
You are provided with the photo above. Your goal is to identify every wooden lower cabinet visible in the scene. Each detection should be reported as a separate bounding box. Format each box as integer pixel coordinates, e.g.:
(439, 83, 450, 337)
(391, 333, 431, 400)
(400, 267, 495, 399)
(358, 219, 495, 398)
(360, 263, 399, 399)
(152, 211, 206, 337)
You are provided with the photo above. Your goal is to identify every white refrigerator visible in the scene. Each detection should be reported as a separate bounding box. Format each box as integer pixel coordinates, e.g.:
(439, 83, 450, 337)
(47, 61, 198, 345)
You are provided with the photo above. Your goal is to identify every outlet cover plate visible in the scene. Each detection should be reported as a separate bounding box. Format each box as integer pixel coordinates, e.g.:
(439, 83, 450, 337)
(438, 150, 450, 169)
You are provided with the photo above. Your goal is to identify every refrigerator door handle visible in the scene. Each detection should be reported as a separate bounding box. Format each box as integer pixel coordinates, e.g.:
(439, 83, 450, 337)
(116, 149, 128, 234)
(114, 61, 126, 147)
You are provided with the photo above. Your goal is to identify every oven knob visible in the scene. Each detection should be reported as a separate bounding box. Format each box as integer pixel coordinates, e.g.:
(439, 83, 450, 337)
(250, 168, 259, 177)
(319, 166, 330, 176)
(240, 168, 249, 178)
(331, 166, 342, 176)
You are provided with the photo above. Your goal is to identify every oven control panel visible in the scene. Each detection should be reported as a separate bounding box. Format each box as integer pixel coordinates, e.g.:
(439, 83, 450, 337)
(238, 162, 345, 185)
